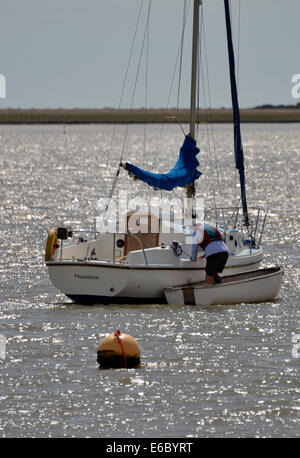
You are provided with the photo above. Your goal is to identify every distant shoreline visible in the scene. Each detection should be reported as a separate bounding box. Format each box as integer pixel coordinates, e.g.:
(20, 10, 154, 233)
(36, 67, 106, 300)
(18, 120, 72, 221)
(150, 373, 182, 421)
(0, 108, 300, 124)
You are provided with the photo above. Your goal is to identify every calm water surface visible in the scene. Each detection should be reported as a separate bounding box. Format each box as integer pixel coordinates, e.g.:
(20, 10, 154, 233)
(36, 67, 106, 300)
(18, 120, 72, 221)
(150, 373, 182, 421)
(0, 123, 299, 437)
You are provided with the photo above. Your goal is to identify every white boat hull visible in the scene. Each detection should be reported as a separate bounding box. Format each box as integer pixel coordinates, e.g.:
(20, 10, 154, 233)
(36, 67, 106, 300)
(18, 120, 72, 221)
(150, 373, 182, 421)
(164, 267, 283, 306)
(47, 247, 263, 304)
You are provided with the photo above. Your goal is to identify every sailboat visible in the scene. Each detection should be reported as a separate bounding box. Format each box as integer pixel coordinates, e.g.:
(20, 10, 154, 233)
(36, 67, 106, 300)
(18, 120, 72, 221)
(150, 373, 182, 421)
(45, 0, 267, 304)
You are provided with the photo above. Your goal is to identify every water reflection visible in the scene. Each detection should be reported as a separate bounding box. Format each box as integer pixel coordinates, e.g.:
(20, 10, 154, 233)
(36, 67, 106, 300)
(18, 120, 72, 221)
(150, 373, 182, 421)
(0, 124, 299, 437)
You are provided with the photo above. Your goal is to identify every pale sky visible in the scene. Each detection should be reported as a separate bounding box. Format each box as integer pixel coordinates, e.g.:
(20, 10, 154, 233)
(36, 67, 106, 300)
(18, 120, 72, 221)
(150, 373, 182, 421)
(0, 0, 299, 109)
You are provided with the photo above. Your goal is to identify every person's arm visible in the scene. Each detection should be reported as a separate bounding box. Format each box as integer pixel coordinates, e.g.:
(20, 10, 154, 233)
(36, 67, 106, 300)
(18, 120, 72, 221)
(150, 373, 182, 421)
(191, 243, 199, 261)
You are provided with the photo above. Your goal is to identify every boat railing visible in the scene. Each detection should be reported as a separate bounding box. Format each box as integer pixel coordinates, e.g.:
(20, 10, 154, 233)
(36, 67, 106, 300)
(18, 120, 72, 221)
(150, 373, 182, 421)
(204, 205, 268, 248)
(54, 221, 151, 264)
(54, 205, 267, 264)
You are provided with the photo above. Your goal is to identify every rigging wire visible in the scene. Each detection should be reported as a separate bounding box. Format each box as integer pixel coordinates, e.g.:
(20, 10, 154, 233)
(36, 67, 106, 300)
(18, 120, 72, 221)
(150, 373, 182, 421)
(200, 15, 221, 224)
(103, 1, 153, 226)
(233, 0, 242, 208)
(202, 20, 222, 197)
(143, 2, 151, 170)
(119, 0, 153, 166)
(103, 0, 145, 175)
(237, 0, 241, 89)
(176, 0, 188, 125)
(224, 0, 244, 226)
(199, 43, 217, 222)
(98, 0, 151, 234)
(152, 0, 192, 173)
(196, 3, 203, 142)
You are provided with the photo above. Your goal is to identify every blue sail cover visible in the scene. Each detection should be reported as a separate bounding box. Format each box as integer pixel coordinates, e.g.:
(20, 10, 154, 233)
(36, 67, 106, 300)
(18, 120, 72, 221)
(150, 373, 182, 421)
(124, 135, 201, 191)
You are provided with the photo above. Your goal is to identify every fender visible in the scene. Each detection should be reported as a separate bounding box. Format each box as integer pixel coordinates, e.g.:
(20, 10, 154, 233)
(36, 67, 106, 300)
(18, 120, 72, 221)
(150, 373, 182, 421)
(45, 227, 59, 262)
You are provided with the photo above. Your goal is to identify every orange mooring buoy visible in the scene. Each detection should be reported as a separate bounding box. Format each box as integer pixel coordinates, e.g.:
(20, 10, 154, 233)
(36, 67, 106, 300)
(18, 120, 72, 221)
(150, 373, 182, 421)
(97, 330, 141, 368)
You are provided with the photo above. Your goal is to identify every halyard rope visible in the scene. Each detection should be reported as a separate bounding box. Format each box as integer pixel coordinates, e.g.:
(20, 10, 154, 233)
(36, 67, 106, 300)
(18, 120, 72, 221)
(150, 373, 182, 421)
(114, 329, 127, 368)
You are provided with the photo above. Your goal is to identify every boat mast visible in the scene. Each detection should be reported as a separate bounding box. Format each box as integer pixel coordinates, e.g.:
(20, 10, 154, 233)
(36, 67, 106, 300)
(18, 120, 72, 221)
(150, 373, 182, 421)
(189, 0, 200, 140)
(224, 0, 249, 227)
(186, 0, 201, 203)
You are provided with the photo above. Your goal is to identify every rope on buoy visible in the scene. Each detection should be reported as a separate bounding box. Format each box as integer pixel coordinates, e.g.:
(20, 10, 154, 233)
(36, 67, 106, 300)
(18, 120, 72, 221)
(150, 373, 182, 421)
(97, 330, 141, 368)
(114, 329, 127, 368)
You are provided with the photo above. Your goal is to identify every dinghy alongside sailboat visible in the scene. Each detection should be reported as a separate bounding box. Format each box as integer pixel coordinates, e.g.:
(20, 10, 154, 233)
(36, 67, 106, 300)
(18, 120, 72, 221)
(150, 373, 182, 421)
(45, 0, 280, 305)
(164, 266, 283, 306)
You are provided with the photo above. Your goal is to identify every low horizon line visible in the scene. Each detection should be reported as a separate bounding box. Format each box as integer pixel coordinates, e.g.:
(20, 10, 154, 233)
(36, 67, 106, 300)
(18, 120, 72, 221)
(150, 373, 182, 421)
(0, 104, 299, 111)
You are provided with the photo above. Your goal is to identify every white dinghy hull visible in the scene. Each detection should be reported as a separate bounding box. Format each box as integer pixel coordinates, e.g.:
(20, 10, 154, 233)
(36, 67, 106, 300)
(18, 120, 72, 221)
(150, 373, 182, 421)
(164, 266, 283, 306)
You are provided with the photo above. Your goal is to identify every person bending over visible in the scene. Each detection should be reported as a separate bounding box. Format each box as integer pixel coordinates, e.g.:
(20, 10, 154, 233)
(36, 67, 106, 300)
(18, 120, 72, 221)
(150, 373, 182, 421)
(191, 224, 229, 284)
